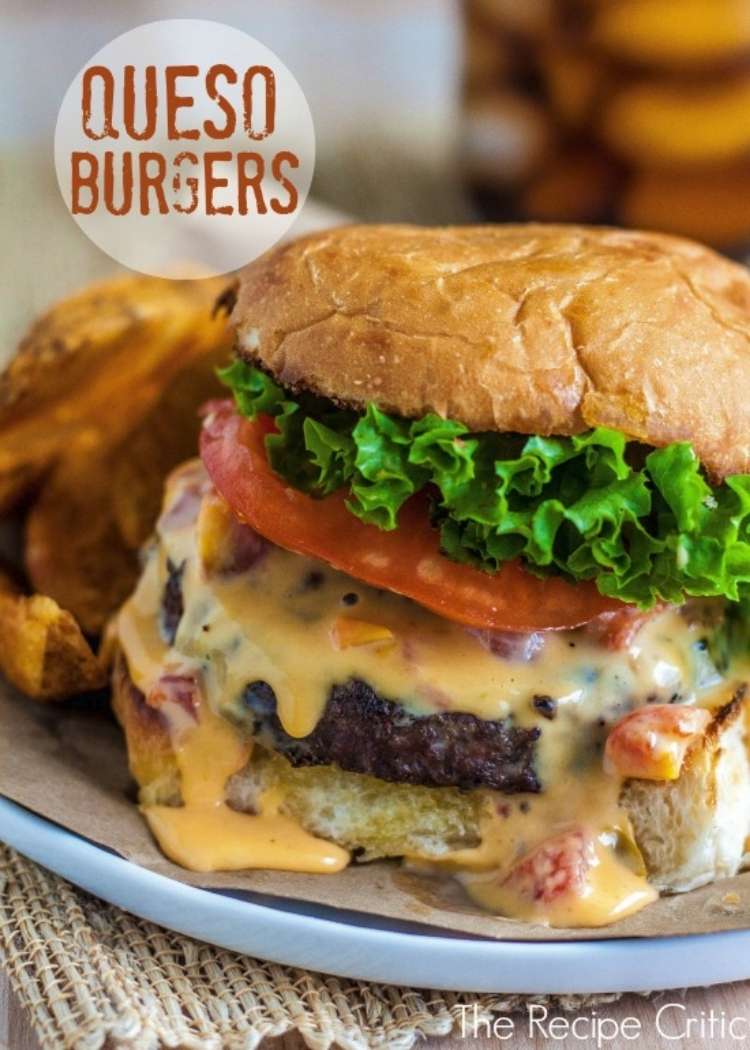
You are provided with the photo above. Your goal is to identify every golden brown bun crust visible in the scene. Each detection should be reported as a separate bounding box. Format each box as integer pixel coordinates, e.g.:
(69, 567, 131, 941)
(233, 223, 750, 479)
(112, 652, 180, 807)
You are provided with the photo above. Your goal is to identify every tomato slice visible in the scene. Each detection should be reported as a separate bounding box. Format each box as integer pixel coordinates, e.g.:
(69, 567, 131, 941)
(199, 400, 623, 631)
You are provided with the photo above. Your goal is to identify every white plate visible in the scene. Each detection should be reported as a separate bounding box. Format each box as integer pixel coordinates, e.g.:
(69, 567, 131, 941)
(3, 795, 750, 994)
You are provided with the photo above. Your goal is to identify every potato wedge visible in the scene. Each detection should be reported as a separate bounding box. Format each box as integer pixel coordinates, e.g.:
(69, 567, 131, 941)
(0, 566, 105, 701)
(22, 345, 231, 633)
(0, 273, 231, 513)
(24, 443, 139, 635)
(110, 349, 227, 550)
(0, 461, 45, 516)
(3, 272, 234, 634)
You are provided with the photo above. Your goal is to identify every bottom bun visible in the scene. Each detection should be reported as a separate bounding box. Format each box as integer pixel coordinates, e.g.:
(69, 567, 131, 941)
(227, 749, 485, 861)
(621, 689, 750, 893)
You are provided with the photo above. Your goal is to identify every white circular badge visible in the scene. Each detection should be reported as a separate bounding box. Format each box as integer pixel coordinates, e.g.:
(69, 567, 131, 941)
(55, 19, 315, 278)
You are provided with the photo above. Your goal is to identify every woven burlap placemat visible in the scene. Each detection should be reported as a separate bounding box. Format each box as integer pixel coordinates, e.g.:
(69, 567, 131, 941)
(0, 845, 634, 1050)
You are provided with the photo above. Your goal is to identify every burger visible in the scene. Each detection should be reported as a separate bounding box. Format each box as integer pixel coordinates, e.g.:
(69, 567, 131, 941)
(113, 224, 750, 928)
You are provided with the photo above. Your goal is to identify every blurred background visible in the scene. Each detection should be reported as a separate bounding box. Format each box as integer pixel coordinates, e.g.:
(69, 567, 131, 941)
(3, 0, 750, 349)
(462, 0, 750, 247)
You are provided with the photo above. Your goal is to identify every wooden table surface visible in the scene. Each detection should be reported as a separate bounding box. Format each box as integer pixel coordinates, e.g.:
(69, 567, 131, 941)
(4, 965, 750, 1049)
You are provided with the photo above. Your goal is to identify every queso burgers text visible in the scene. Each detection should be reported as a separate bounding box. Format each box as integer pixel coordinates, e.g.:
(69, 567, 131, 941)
(114, 224, 750, 927)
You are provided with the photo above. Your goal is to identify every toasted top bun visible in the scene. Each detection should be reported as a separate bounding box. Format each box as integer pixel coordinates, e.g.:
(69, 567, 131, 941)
(233, 223, 750, 479)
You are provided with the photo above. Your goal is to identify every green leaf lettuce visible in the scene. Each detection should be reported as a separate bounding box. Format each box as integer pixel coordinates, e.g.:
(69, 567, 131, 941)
(219, 361, 750, 609)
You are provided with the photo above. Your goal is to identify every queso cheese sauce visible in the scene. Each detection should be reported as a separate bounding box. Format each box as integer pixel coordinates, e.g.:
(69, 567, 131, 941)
(117, 460, 739, 926)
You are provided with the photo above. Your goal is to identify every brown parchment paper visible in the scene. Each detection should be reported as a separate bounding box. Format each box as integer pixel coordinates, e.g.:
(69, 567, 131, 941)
(2, 683, 750, 942)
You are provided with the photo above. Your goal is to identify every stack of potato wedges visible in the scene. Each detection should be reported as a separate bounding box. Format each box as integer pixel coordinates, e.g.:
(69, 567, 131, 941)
(0, 274, 233, 701)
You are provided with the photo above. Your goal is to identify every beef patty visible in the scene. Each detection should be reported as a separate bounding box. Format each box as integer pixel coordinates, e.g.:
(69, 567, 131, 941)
(243, 679, 540, 793)
(158, 560, 540, 792)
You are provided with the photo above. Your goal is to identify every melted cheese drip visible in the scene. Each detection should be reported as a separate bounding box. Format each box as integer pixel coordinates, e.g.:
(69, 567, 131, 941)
(143, 699, 349, 874)
(409, 770, 658, 926)
(140, 512, 721, 743)
(462, 837, 658, 928)
(116, 461, 741, 925)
